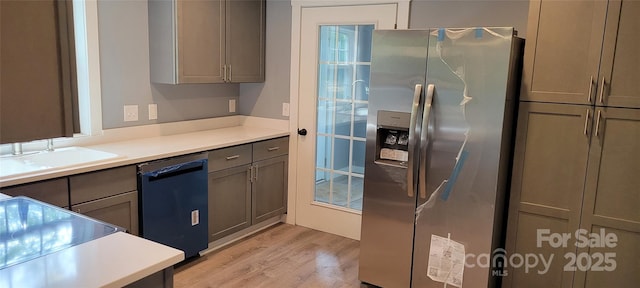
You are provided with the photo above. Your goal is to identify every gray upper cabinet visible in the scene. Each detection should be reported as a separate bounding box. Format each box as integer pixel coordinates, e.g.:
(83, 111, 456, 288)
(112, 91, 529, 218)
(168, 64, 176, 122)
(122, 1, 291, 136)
(148, 0, 265, 84)
(0, 0, 77, 144)
(597, 0, 640, 108)
(522, 0, 639, 107)
(225, 0, 265, 83)
(521, 0, 607, 105)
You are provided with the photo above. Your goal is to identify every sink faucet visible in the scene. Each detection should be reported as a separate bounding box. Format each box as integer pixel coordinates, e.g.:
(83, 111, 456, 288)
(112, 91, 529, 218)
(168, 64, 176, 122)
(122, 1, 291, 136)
(46, 139, 54, 151)
(12, 143, 23, 155)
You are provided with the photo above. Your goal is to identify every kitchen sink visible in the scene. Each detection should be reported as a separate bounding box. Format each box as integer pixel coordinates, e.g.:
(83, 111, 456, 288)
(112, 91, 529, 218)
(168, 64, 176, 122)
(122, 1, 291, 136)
(0, 147, 121, 179)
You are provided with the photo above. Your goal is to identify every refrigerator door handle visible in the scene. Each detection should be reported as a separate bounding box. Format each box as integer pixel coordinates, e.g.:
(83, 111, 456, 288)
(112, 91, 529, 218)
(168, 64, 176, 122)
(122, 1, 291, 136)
(407, 84, 423, 198)
(419, 84, 435, 199)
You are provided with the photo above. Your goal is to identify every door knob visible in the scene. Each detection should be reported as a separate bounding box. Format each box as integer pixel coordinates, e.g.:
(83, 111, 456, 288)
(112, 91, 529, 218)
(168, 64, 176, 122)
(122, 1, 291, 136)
(297, 128, 307, 136)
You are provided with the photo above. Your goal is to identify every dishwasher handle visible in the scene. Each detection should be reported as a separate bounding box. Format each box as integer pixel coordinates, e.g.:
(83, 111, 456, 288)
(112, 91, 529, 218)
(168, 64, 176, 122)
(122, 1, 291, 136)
(143, 159, 207, 181)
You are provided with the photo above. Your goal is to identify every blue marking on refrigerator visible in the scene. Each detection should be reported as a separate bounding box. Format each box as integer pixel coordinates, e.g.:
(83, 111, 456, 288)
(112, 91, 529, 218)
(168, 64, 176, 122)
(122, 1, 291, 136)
(441, 150, 469, 201)
(475, 28, 483, 39)
(438, 29, 445, 42)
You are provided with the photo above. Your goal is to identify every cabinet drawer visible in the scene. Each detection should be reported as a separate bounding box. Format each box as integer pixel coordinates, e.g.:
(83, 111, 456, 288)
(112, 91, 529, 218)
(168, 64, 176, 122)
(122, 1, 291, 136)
(71, 190, 139, 235)
(253, 137, 289, 161)
(69, 165, 137, 205)
(208, 144, 252, 172)
(1, 178, 69, 208)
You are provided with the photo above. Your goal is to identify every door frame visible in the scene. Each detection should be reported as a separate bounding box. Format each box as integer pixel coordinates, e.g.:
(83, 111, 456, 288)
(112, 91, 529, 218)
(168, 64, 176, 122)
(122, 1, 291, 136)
(286, 0, 411, 229)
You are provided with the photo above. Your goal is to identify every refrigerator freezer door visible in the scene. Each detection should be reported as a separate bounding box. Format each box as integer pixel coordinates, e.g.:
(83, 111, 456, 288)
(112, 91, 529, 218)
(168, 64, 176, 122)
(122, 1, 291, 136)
(412, 27, 520, 287)
(359, 30, 430, 288)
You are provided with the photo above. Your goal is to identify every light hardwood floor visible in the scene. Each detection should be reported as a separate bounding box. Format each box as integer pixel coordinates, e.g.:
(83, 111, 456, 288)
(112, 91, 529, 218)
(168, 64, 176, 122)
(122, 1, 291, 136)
(174, 223, 367, 288)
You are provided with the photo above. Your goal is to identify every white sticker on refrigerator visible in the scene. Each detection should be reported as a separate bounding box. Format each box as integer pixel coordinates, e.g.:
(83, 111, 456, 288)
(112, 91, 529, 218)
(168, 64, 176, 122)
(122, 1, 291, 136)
(191, 210, 199, 226)
(427, 234, 465, 287)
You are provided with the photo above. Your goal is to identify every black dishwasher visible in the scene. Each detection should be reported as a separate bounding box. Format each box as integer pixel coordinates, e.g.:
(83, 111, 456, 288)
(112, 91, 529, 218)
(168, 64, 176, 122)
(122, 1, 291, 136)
(138, 152, 208, 258)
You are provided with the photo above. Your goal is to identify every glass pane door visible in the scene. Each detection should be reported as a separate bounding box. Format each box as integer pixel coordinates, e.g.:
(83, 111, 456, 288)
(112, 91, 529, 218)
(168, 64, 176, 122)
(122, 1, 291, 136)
(314, 24, 373, 211)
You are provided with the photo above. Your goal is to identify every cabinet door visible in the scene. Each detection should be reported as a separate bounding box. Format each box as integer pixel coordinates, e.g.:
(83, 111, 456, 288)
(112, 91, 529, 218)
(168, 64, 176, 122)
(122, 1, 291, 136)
(71, 190, 139, 236)
(573, 107, 640, 287)
(598, 0, 640, 108)
(252, 155, 287, 224)
(521, 0, 607, 104)
(177, 0, 225, 83)
(503, 103, 592, 288)
(226, 0, 265, 82)
(208, 165, 252, 242)
(0, 0, 76, 143)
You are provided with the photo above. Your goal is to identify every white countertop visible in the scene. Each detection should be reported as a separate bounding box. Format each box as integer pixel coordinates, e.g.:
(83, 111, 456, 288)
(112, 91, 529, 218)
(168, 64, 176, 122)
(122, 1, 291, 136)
(1, 123, 289, 187)
(0, 232, 184, 288)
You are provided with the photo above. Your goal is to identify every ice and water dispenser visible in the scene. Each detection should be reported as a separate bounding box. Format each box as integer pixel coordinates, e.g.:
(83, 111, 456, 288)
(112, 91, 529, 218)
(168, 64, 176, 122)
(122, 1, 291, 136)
(375, 110, 411, 165)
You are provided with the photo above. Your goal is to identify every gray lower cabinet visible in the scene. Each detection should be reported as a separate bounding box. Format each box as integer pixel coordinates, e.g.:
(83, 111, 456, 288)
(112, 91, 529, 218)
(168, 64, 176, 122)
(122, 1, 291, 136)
(0, 177, 70, 208)
(504, 103, 640, 287)
(71, 191, 139, 235)
(252, 155, 288, 224)
(207, 137, 288, 242)
(208, 164, 252, 242)
(573, 107, 640, 287)
(504, 102, 590, 288)
(69, 165, 139, 235)
(125, 267, 174, 288)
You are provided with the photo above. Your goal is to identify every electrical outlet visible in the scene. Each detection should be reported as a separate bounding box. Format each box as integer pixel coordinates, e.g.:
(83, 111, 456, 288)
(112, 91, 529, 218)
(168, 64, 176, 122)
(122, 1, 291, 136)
(229, 99, 236, 113)
(282, 103, 290, 117)
(124, 105, 138, 122)
(148, 104, 158, 120)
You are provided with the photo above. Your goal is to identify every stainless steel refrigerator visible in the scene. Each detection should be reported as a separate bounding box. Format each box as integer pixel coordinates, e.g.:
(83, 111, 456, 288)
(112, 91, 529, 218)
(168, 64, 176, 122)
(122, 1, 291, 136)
(359, 27, 523, 287)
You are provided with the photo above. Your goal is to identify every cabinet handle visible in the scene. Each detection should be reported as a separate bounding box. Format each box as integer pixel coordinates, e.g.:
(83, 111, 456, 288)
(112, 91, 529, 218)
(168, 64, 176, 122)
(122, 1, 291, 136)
(254, 165, 258, 181)
(249, 166, 255, 183)
(223, 65, 228, 82)
(587, 75, 594, 103)
(598, 76, 606, 104)
(267, 146, 280, 152)
(225, 155, 240, 160)
(228, 65, 232, 82)
(595, 110, 602, 137)
(583, 109, 590, 136)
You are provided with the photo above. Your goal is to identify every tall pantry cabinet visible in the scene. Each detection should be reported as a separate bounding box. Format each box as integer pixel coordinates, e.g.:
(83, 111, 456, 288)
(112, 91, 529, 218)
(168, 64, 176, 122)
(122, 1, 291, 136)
(504, 0, 640, 287)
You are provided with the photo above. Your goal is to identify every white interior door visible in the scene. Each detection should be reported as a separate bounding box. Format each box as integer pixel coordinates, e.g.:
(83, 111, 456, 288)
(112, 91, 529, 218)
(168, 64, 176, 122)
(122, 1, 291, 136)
(296, 4, 397, 240)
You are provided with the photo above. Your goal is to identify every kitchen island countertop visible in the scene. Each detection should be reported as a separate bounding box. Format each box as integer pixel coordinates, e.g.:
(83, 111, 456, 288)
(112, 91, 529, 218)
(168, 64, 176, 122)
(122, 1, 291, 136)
(0, 231, 184, 287)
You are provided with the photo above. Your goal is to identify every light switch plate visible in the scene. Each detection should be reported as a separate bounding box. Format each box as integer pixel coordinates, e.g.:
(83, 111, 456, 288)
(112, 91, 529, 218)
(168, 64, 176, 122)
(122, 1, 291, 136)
(124, 105, 138, 122)
(229, 99, 236, 113)
(282, 103, 290, 117)
(148, 104, 158, 120)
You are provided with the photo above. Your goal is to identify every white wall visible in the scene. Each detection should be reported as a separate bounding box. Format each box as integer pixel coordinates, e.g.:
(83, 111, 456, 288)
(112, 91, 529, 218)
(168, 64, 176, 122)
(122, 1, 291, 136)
(409, 0, 529, 37)
(239, 0, 292, 120)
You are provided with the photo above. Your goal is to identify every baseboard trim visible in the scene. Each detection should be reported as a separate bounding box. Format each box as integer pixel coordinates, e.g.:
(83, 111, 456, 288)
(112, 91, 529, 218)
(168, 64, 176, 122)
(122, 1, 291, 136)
(199, 215, 284, 256)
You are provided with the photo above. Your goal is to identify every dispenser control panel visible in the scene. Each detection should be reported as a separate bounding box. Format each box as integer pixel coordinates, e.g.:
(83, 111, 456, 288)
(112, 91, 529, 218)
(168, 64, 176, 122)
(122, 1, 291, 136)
(376, 110, 411, 165)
